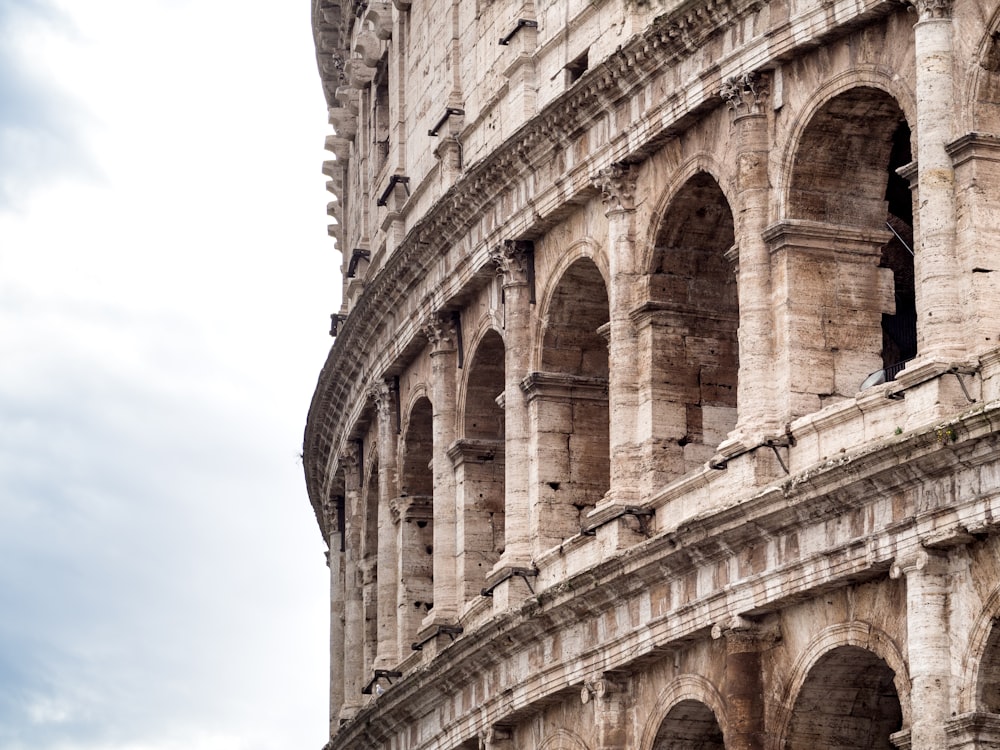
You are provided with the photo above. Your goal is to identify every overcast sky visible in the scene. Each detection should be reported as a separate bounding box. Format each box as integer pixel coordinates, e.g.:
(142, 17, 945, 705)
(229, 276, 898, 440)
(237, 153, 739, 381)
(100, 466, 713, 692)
(0, 2, 339, 748)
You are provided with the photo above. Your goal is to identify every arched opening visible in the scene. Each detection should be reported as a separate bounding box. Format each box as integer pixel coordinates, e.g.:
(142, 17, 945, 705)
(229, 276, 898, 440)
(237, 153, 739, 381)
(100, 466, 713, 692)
(397, 397, 434, 648)
(526, 257, 610, 552)
(641, 172, 737, 485)
(652, 699, 725, 749)
(977, 620, 1000, 711)
(878, 121, 917, 380)
(786, 645, 902, 749)
(454, 329, 505, 603)
(779, 87, 916, 412)
(361, 456, 379, 676)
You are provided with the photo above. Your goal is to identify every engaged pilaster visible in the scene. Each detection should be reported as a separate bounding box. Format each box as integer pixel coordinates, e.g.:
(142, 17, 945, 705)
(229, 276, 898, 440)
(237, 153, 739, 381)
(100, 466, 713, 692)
(339, 444, 364, 719)
(485, 240, 536, 610)
(720, 73, 781, 443)
(909, 0, 963, 360)
(890, 548, 953, 750)
(369, 380, 400, 668)
(420, 312, 460, 629)
(591, 163, 642, 510)
(327, 522, 344, 732)
(581, 675, 632, 750)
(712, 616, 779, 750)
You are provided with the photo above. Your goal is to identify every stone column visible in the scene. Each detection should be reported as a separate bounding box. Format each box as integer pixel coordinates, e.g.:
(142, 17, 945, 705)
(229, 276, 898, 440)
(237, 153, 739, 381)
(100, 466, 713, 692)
(947, 133, 1000, 356)
(591, 163, 642, 507)
(488, 241, 534, 580)
(712, 617, 778, 750)
(328, 531, 344, 733)
(339, 444, 364, 719)
(449, 438, 504, 607)
(420, 312, 460, 630)
(720, 73, 780, 442)
(582, 675, 631, 750)
(910, 0, 962, 360)
(764, 220, 893, 420)
(891, 549, 952, 750)
(369, 380, 399, 668)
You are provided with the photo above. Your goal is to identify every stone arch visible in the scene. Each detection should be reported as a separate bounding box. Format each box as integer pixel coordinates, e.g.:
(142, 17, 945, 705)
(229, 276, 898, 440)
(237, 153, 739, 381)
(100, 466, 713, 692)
(538, 727, 590, 750)
(784, 646, 903, 749)
(454, 324, 506, 603)
(534, 238, 610, 370)
(639, 168, 738, 480)
(641, 154, 733, 277)
(640, 674, 729, 750)
(958, 583, 1000, 713)
(785, 84, 912, 229)
(776, 68, 917, 220)
(970, 7, 1000, 133)
(528, 253, 610, 551)
(772, 81, 917, 411)
(397, 394, 434, 647)
(771, 622, 910, 750)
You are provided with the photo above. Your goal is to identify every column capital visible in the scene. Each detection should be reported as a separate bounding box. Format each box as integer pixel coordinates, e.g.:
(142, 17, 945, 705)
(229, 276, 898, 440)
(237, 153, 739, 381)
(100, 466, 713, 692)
(721, 71, 769, 117)
(903, 0, 953, 19)
(890, 547, 950, 579)
(339, 442, 361, 472)
(389, 494, 432, 524)
(368, 379, 395, 417)
(422, 311, 459, 353)
(711, 616, 781, 652)
(592, 162, 639, 214)
(490, 240, 533, 285)
(581, 675, 630, 705)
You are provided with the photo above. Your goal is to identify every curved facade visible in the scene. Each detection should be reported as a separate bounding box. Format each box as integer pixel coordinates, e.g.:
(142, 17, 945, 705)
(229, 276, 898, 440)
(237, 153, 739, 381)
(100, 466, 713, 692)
(306, 1, 1000, 748)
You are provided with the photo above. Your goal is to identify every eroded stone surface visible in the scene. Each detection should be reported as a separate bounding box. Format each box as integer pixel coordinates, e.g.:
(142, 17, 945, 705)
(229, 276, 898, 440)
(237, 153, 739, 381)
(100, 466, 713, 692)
(307, 1, 1000, 748)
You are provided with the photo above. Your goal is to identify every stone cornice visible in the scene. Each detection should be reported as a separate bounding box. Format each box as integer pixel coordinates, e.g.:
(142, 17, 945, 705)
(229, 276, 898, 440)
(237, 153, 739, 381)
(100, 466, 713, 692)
(327, 402, 1000, 750)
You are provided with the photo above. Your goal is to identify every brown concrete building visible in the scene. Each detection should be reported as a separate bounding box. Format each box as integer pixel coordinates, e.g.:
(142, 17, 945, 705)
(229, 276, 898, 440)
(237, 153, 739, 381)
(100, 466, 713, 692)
(304, 1, 1000, 748)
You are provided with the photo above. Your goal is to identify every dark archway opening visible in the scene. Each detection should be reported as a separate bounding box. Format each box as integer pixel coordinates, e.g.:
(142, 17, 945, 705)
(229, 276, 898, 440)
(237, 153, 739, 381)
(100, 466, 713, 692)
(456, 330, 506, 602)
(652, 699, 725, 749)
(530, 257, 610, 550)
(398, 397, 434, 645)
(645, 172, 737, 478)
(786, 646, 902, 749)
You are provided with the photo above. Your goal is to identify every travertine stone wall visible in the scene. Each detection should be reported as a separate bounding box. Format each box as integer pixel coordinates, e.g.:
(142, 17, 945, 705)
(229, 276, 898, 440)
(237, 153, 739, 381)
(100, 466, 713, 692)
(306, 0, 1000, 747)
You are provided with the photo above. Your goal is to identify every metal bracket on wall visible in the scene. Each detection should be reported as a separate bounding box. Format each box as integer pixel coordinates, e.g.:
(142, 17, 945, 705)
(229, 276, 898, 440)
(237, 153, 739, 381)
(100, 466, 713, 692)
(362, 670, 403, 695)
(499, 18, 537, 46)
(428, 107, 465, 136)
(581, 506, 655, 537)
(346, 248, 370, 278)
(481, 567, 539, 597)
(376, 174, 410, 206)
(411, 624, 464, 651)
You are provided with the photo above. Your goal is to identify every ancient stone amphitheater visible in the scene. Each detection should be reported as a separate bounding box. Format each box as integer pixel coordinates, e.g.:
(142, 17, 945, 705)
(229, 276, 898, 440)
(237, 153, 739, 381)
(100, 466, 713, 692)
(304, 1, 1000, 748)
